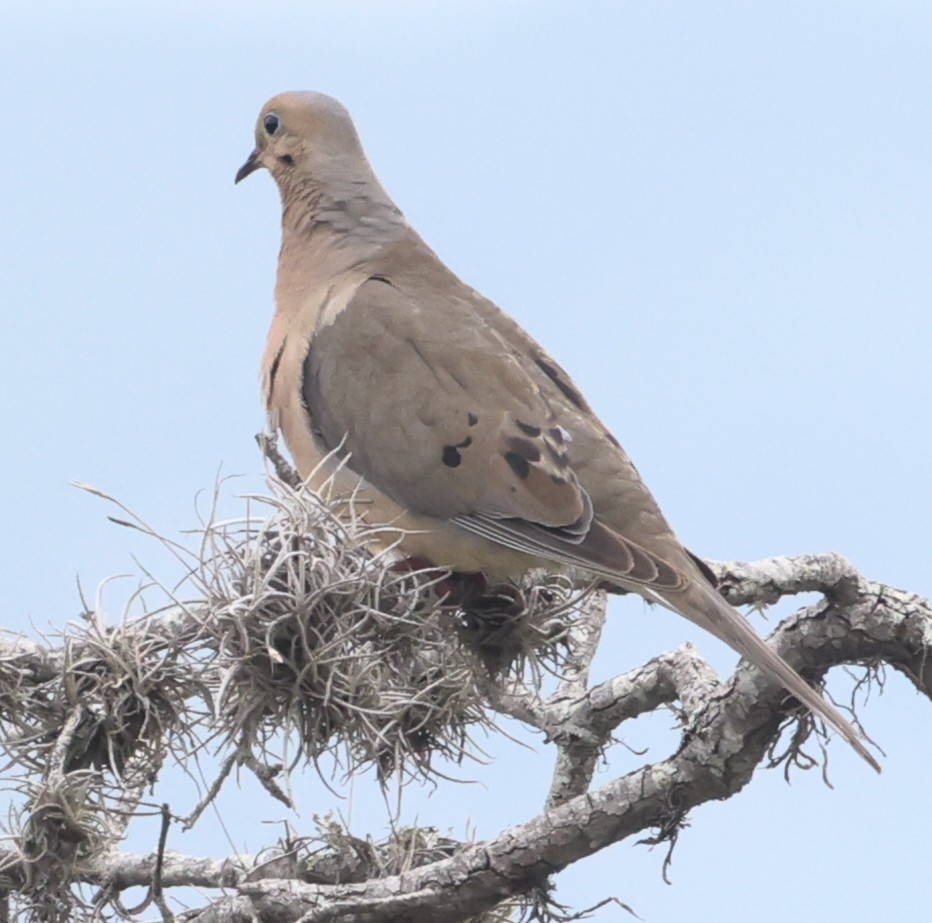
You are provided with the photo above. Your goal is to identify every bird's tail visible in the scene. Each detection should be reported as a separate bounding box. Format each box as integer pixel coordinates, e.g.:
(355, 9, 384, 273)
(664, 579, 880, 773)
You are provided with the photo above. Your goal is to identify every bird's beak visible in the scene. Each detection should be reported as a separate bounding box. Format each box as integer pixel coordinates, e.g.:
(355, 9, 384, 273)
(235, 148, 262, 184)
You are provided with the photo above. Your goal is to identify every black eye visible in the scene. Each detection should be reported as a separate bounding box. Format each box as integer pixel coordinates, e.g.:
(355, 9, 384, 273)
(263, 113, 280, 136)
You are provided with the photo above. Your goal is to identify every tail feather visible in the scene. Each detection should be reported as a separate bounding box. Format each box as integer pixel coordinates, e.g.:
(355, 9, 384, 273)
(666, 580, 880, 773)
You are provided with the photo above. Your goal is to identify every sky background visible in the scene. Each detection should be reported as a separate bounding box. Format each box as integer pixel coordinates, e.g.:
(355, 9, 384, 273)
(2, 2, 931, 919)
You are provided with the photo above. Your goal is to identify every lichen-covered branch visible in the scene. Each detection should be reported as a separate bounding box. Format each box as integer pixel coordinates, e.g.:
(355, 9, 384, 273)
(713, 552, 863, 607)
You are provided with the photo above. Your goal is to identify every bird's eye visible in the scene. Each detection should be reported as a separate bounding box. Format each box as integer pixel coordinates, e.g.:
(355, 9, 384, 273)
(263, 113, 280, 136)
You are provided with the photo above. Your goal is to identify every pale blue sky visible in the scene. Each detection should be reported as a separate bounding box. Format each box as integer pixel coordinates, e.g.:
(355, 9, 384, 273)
(2, 3, 930, 920)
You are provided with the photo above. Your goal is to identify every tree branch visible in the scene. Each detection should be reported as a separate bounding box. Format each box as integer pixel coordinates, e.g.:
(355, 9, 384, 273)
(713, 552, 863, 607)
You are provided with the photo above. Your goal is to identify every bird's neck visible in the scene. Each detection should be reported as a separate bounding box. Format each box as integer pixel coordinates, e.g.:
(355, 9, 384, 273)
(276, 177, 409, 290)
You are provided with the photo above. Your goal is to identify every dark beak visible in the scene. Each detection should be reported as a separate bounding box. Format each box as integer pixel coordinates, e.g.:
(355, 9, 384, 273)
(234, 148, 262, 184)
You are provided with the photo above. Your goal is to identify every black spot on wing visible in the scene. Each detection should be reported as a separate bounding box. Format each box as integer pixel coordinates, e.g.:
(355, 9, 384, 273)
(504, 451, 530, 480)
(504, 436, 541, 463)
(467, 412, 478, 426)
(516, 420, 541, 437)
(442, 431, 474, 468)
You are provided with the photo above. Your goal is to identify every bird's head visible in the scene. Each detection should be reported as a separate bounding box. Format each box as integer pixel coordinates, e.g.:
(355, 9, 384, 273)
(234, 91, 365, 187)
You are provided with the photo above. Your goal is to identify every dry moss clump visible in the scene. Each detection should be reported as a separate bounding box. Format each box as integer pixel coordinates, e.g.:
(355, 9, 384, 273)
(0, 613, 197, 922)
(195, 477, 583, 779)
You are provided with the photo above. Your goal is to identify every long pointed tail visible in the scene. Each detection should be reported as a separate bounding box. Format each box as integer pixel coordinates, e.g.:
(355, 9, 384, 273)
(666, 579, 880, 772)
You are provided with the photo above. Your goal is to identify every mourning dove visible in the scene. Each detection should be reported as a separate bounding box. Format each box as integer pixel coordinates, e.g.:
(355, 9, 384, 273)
(236, 91, 879, 772)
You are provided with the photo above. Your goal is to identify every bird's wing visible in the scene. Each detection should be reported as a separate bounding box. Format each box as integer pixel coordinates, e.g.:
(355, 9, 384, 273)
(302, 274, 688, 592)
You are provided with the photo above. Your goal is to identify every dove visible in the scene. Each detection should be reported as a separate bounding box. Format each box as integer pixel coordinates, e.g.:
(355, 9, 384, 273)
(235, 91, 879, 772)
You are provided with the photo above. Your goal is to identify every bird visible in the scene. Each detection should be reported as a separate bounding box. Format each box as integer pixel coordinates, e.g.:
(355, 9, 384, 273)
(235, 90, 879, 772)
